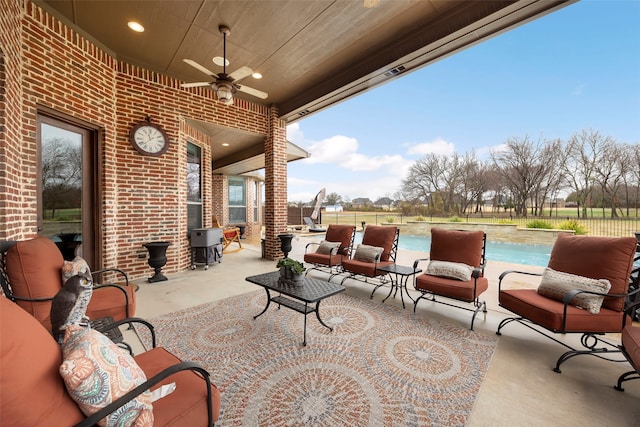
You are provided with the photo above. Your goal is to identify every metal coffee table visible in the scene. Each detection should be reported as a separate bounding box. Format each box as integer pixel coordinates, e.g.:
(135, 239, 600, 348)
(246, 271, 345, 346)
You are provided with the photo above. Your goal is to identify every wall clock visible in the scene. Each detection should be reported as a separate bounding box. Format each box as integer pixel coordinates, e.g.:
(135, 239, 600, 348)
(129, 117, 170, 156)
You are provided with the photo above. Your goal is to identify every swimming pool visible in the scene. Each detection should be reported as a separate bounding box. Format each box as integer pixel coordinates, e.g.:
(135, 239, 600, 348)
(351, 233, 552, 267)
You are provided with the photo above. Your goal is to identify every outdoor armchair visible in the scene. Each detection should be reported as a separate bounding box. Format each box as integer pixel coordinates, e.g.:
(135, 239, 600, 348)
(412, 228, 488, 330)
(615, 298, 640, 392)
(0, 295, 221, 426)
(0, 236, 136, 332)
(339, 225, 399, 298)
(304, 224, 355, 277)
(496, 233, 639, 373)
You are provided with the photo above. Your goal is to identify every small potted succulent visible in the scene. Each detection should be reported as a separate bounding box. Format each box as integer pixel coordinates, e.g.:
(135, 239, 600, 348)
(277, 257, 306, 286)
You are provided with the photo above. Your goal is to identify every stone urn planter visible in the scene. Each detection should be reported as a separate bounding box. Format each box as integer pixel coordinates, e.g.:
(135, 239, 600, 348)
(143, 241, 172, 283)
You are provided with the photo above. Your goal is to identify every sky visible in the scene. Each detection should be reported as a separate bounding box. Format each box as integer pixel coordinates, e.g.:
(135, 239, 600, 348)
(285, 0, 640, 204)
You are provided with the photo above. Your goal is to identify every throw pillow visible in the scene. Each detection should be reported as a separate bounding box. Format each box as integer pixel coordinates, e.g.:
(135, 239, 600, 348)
(353, 244, 383, 263)
(316, 240, 341, 255)
(60, 325, 153, 427)
(537, 268, 612, 315)
(61, 256, 91, 284)
(426, 260, 474, 281)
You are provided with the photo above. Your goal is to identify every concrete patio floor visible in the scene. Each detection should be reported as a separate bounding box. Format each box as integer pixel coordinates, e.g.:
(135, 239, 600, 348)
(131, 234, 640, 426)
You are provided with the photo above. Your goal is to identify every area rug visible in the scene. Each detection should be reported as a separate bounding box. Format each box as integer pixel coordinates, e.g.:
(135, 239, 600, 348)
(141, 290, 498, 426)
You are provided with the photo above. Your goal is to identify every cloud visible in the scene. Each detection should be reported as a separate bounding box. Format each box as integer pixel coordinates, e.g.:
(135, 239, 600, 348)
(406, 138, 456, 156)
(286, 123, 304, 144)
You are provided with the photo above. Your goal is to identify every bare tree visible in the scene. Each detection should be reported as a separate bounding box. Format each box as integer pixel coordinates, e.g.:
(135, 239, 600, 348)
(325, 192, 342, 205)
(42, 137, 82, 219)
(563, 129, 608, 217)
(490, 136, 549, 217)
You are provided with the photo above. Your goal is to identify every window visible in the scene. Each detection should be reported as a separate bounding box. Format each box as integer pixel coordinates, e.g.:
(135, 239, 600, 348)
(187, 142, 202, 231)
(254, 181, 259, 222)
(228, 176, 246, 223)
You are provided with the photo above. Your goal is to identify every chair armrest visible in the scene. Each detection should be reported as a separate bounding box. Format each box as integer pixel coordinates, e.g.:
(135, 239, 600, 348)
(74, 361, 214, 427)
(92, 268, 129, 286)
(98, 317, 157, 349)
(498, 270, 543, 292)
(472, 266, 483, 279)
(304, 242, 320, 254)
(412, 257, 430, 269)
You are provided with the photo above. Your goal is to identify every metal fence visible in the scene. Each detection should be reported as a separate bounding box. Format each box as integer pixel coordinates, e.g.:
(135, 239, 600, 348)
(317, 212, 640, 238)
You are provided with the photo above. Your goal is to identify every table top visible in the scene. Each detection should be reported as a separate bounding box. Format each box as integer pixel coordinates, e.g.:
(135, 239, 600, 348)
(246, 271, 345, 303)
(376, 264, 422, 276)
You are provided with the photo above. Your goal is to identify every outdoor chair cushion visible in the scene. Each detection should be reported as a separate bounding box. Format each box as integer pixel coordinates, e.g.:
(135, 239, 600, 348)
(499, 289, 628, 332)
(429, 228, 484, 267)
(0, 296, 86, 426)
(622, 324, 640, 369)
(324, 225, 356, 255)
(360, 226, 397, 262)
(5, 237, 136, 330)
(546, 234, 636, 312)
(416, 273, 489, 302)
(537, 267, 611, 314)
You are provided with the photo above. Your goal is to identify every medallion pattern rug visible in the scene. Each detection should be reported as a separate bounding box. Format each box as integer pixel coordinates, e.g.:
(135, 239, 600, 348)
(141, 290, 497, 426)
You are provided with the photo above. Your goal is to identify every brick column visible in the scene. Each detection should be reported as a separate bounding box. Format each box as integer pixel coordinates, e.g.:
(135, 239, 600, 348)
(263, 106, 288, 259)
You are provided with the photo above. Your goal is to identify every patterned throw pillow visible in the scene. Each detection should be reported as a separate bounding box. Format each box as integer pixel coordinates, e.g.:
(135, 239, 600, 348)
(61, 256, 91, 284)
(60, 325, 153, 427)
(426, 260, 474, 281)
(316, 241, 341, 255)
(353, 244, 384, 263)
(537, 268, 611, 314)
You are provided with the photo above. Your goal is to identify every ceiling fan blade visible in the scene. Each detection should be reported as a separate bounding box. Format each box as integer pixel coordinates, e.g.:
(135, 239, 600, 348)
(180, 82, 211, 88)
(237, 85, 268, 99)
(183, 59, 218, 78)
(228, 66, 254, 82)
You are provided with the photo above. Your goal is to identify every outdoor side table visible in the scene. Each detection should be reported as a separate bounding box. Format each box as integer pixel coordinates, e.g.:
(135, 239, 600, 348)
(377, 264, 422, 309)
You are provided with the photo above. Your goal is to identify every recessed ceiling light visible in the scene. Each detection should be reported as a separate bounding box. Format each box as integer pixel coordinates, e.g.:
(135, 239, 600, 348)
(252, 72, 263, 79)
(222, 143, 230, 147)
(213, 56, 230, 67)
(127, 21, 145, 32)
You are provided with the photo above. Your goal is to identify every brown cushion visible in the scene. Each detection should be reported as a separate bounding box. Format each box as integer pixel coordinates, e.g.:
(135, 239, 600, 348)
(135, 347, 221, 425)
(547, 234, 637, 312)
(361, 226, 397, 261)
(5, 236, 64, 329)
(499, 289, 626, 333)
(622, 325, 640, 370)
(537, 268, 611, 314)
(341, 259, 394, 277)
(324, 224, 355, 254)
(0, 296, 85, 425)
(87, 284, 137, 322)
(303, 252, 344, 267)
(416, 274, 489, 302)
(430, 228, 484, 267)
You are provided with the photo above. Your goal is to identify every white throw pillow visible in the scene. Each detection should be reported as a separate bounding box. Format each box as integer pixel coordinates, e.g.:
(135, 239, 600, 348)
(316, 240, 341, 255)
(353, 244, 383, 263)
(537, 268, 611, 314)
(426, 260, 474, 281)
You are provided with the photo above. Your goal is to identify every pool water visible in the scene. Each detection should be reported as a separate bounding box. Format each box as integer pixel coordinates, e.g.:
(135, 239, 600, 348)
(351, 233, 552, 267)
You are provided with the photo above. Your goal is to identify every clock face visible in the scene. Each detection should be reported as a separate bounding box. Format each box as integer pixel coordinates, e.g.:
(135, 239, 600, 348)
(129, 122, 169, 156)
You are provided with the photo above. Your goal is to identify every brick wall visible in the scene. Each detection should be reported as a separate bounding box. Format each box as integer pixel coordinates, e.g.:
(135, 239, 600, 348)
(0, 0, 288, 278)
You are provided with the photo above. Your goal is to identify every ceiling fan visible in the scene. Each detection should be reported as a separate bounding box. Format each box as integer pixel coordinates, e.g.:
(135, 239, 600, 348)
(181, 25, 268, 105)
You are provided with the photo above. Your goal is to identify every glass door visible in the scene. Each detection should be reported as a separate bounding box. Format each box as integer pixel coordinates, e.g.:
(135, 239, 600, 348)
(37, 114, 95, 265)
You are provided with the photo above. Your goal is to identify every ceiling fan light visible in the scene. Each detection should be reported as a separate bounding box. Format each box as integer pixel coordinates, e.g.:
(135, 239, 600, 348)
(216, 83, 234, 104)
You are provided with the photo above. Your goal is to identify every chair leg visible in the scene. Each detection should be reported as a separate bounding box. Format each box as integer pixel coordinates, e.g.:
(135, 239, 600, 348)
(615, 370, 640, 391)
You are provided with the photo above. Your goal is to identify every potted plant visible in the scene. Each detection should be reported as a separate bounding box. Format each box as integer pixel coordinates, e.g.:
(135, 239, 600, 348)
(276, 257, 306, 286)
